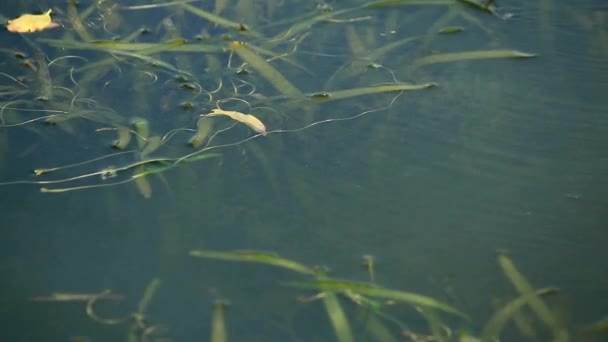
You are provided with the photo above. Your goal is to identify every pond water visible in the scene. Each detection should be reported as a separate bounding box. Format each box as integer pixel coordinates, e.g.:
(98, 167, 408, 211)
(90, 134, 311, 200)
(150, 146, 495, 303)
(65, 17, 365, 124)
(1, 1, 607, 341)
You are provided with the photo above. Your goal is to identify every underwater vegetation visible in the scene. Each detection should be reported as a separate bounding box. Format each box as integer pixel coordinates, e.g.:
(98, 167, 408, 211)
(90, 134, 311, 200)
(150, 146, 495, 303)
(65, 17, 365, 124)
(3, 0, 607, 341)
(31, 250, 608, 342)
(0, 0, 537, 198)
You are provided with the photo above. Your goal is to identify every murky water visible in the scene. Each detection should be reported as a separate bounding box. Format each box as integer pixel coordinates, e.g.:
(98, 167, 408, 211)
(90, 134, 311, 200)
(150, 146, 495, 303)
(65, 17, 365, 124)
(1, 1, 607, 341)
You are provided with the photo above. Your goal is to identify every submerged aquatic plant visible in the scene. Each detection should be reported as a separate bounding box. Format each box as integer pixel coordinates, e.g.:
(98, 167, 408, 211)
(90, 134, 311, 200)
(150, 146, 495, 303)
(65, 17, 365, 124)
(0, 0, 536, 197)
(31, 249, 605, 341)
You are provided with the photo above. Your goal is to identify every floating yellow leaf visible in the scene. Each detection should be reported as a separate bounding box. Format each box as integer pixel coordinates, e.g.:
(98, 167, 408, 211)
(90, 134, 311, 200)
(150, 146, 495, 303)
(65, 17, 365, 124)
(202, 109, 267, 135)
(6, 9, 60, 33)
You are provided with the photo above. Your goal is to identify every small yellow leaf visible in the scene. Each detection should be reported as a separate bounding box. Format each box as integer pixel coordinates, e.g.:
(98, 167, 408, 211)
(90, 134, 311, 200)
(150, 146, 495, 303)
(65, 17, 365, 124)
(203, 109, 267, 135)
(6, 9, 60, 33)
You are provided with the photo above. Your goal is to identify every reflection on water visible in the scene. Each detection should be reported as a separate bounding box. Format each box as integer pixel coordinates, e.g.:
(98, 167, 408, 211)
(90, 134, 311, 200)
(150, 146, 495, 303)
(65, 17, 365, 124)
(1, 0, 607, 341)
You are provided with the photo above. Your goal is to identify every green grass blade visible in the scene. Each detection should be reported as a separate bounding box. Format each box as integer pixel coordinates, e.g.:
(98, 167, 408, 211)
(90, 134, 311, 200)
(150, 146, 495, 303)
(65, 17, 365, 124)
(360, 312, 399, 342)
(498, 252, 569, 341)
(107, 49, 192, 76)
(132, 153, 221, 178)
(365, 36, 420, 63)
(583, 317, 608, 334)
(268, 8, 355, 43)
(189, 118, 214, 148)
(189, 250, 317, 275)
(417, 307, 451, 341)
(211, 300, 229, 342)
(94, 38, 188, 54)
(181, 2, 261, 37)
(414, 50, 537, 66)
(137, 278, 161, 315)
(323, 293, 354, 342)
(363, 0, 452, 9)
(230, 42, 302, 97)
(67, 0, 93, 41)
(309, 83, 436, 102)
(39, 39, 224, 53)
(287, 279, 467, 318)
(439, 26, 464, 33)
(455, 0, 493, 13)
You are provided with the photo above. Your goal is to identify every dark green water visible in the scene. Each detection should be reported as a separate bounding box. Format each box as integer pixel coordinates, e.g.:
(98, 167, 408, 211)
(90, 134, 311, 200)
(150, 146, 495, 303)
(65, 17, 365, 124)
(1, 1, 607, 341)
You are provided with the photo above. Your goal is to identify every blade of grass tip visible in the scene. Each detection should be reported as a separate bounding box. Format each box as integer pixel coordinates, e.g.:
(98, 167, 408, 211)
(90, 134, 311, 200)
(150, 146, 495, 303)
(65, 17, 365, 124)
(362, 255, 376, 283)
(287, 279, 467, 318)
(439, 26, 464, 33)
(113, 126, 132, 149)
(323, 293, 354, 342)
(211, 300, 229, 342)
(414, 49, 537, 66)
(482, 288, 559, 342)
(137, 278, 161, 315)
(189, 250, 317, 275)
(455, 0, 493, 14)
(309, 83, 437, 102)
(189, 117, 214, 148)
(132, 117, 150, 149)
(497, 252, 568, 340)
(356, 285, 468, 319)
(230, 41, 302, 97)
